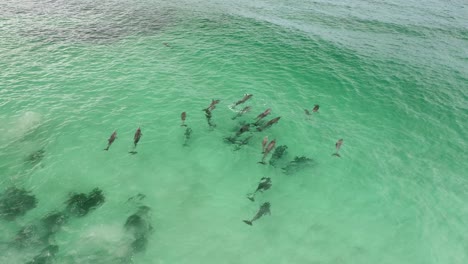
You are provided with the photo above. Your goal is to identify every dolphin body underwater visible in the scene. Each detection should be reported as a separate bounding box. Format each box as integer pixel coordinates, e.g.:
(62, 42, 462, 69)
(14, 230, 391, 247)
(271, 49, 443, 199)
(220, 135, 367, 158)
(243, 202, 271, 226)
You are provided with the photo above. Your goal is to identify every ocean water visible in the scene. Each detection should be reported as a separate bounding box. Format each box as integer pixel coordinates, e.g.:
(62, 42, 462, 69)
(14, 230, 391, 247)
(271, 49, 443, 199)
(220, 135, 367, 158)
(1, 0, 467, 263)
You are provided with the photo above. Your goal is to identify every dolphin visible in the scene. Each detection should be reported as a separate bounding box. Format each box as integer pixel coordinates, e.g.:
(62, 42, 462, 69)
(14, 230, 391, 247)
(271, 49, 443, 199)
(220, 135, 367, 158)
(261, 136, 268, 153)
(257, 117, 281, 131)
(254, 108, 271, 125)
(304, 109, 311, 116)
(234, 135, 253, 150)
(233, 94, 253, 107)
(232, 106, 252, 120)
(235, 124, 250, 136)
(259, 139, 276, 164)
(243, 202, 271, 226)
(332, 139, 343, 157)
(247, 177, 272, 202)
(203, 99, 220, 112)
(313, 104, 320, 112)
(104, 131, 117, 151)
(129, 127, 142, 154)
(133, 128, 142, 147)
(181, 112, 187, 127)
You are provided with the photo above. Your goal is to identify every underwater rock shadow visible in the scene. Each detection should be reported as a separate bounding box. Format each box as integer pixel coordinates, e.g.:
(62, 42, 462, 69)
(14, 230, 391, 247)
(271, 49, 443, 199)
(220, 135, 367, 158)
(282, 156, 316, 175)
(0, 187, 37, 221)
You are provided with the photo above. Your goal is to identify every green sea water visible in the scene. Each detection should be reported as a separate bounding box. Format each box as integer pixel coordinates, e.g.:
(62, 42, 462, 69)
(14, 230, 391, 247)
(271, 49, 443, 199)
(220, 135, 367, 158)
(1, 0, 467, 263)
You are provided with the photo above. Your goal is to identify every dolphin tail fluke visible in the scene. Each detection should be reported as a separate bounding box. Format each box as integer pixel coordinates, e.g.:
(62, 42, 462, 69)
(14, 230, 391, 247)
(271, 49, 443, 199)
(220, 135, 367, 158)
(257, 161, 266, 165)
(129, 151, 138, 155)
(243, 220, 253, 226)
(247, 195, 255, 202)
(332, 153, 341, 157)
(104, 146, 109, 151)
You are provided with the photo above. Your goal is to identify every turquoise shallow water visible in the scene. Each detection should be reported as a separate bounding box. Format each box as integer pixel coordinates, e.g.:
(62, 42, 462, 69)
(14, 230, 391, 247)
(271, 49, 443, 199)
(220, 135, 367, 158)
(1, 0, 467, 263)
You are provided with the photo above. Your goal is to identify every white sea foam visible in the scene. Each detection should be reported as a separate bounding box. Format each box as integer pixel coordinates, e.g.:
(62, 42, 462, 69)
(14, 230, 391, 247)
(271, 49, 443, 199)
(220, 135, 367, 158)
(0, 111, 43, 149)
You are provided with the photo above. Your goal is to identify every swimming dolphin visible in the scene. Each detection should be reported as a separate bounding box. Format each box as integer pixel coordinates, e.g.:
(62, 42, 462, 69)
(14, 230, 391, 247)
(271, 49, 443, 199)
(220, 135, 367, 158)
(259, 139, 276, 164)
(313, 105, 319, 112)
(261, 136, 268, 153)
(181, 112, 187, 127)
(247, 177, 272, 202)
(104, 131, 117, 151)
(332, 139, 343, 157)
(254, 108, 271, 125)
(243, 202, 271, 226)
(234, 135, 253, 150)
(257, 117, 281, 131)
(203, 99, 220, 112)
(133, 128, 142, 147)
(129, 127, 142, 154)
(304, 109, 311, 116)
(233, 94, 253, 107)
(232, 106, 252, 120)
(235, 124, 250, 136)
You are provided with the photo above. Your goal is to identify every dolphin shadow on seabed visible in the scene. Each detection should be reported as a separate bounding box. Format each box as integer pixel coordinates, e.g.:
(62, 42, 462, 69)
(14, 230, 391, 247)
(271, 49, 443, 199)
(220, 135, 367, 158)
(204, 109, 216, 129)
(282, 156, 315, 175)
(223, 134, 253, 151)
(183, 127, 193, 147)
(223, 121, 254, 150)
(202, 99, 220, 130)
